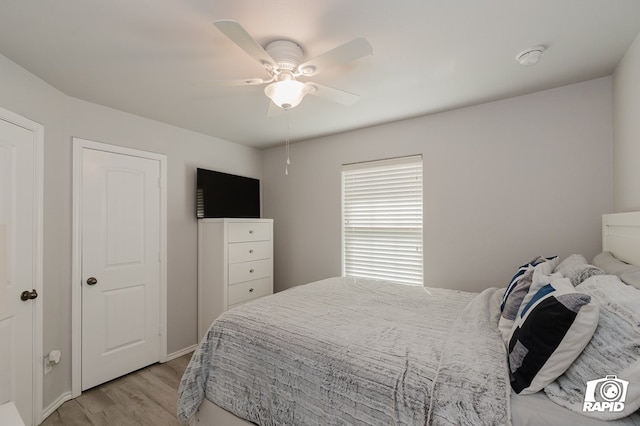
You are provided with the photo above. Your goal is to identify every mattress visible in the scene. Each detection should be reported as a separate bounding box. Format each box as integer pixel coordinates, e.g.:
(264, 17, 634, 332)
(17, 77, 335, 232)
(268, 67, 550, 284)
(511, 391, 640, 425)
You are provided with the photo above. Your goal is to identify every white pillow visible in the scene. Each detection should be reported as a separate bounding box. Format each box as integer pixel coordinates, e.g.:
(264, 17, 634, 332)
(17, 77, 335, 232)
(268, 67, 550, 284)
(508, 276, 599, 395)
(620, 269, 640, 290)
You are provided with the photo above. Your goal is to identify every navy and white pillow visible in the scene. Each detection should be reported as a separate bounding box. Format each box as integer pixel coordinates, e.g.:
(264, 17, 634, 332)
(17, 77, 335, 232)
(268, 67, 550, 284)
(499, 256, 558, 342)
(545, 275, 640, 420)
(507, 277, 599, 395)
(500, 256, 558, 311)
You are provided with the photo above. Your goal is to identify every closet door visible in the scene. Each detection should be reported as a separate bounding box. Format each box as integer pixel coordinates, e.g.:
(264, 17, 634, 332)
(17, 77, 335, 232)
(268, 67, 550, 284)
(81, 148, 161, 390)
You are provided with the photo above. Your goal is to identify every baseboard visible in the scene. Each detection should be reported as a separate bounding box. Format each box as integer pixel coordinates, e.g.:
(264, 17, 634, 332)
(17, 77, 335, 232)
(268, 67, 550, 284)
(41, 391, 73, 424)
(166, 344, 197, 361)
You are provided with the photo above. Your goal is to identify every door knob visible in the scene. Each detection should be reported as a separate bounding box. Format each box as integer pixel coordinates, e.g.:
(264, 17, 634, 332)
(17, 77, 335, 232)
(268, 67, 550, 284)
(20, 289, 38, 301)
(86, 277, 98, 285)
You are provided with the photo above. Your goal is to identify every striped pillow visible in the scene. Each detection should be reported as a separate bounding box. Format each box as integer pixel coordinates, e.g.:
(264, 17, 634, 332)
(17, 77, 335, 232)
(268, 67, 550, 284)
(499, 256, 558, 342)
(501, 256, 558, 311)
(508, 277, 599, 394)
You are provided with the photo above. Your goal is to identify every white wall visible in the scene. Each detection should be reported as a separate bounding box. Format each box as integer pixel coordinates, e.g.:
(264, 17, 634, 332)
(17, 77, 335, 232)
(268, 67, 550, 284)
(263, 77, 613, 293)
(613, 32, 640, 212)
(0, 52, 263, 411)
(0, 51, 72, 411)
(66, 98, 263, 355)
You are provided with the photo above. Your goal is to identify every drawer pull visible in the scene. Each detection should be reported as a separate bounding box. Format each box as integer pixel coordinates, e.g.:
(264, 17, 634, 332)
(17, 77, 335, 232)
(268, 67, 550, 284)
(249, 249, 254, 254)
(249, 269, 255, 273)
(249, 229, 254, 234)
(249, 288, 254, 293)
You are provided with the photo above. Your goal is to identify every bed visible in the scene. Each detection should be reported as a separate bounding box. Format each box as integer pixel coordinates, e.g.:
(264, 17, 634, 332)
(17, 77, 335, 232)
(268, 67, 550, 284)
(177, 212, 640, 425)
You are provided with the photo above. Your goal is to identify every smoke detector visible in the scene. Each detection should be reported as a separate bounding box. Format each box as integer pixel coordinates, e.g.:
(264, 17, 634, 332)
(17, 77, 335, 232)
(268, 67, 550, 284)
(516, 45, 545, 66)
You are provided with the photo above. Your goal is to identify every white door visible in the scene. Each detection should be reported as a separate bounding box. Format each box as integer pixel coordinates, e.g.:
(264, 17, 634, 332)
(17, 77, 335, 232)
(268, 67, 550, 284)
(81, 148, 161, 390)
(0, 118, 36, 425)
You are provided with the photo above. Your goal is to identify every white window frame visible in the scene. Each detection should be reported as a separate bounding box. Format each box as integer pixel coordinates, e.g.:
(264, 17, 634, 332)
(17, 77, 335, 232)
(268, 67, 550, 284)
(341, 155, 423, 286)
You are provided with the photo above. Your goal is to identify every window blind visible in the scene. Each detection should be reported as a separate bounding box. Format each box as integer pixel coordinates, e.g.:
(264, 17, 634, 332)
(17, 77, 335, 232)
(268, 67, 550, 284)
(342, 155, 423, 286)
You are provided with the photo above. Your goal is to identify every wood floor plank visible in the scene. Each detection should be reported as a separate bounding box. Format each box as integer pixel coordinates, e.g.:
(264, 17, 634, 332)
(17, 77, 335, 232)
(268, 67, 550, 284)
(100, 374, 178, 425)
(74, 387, 116, 414)
(99, 375, 176, 425)
(87, 405, 144, 426)
(169, 352, 192, 373)
(147, 360, 186, 390)
(136, 369, 180, 416)
(51, 400, 94, 426)
(41, 353, 193, 426)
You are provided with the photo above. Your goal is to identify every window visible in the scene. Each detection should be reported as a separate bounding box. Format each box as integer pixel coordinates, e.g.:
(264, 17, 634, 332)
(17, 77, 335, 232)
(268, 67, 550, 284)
(342, 155, 423, 286)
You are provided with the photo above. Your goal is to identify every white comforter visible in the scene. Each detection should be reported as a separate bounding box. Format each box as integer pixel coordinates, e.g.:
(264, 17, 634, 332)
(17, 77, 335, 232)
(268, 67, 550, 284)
(177, 277, 510, 425)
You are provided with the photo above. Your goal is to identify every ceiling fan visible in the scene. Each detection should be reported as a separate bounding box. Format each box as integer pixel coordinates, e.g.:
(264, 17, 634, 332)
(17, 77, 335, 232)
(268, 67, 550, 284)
(212, 19, 373, 112)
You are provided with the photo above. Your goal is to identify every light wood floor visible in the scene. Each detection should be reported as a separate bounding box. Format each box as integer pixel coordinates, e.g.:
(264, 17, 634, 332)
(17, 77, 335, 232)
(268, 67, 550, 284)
(41, 352, 193, 426)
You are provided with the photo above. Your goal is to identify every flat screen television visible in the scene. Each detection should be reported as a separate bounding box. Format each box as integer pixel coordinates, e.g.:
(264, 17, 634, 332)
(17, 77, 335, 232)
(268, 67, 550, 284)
(196, 168, 260, 218)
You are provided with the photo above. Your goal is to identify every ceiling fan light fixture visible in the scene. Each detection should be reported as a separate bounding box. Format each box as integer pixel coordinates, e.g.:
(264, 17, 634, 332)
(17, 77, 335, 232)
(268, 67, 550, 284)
(264, 80, 309, 109)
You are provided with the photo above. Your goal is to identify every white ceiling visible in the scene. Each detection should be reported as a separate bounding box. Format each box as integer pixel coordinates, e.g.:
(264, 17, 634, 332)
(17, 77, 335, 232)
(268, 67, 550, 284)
(1, 1, 639, 148)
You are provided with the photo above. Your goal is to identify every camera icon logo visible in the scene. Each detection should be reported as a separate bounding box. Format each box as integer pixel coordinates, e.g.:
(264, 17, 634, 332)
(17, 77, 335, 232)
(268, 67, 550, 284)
(583, 375, 628, 413)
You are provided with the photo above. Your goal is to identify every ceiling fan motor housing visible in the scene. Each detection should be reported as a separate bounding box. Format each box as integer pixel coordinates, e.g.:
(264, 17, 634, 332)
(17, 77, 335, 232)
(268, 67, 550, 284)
(265, 40, 304, 72)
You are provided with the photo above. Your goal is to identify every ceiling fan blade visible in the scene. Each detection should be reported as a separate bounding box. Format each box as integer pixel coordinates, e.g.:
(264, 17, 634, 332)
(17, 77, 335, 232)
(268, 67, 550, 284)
(297, 38, 373, 76)
(213, 19, 278, 71)
(191, 77, 268, 88)
(306, 83, 360, 106)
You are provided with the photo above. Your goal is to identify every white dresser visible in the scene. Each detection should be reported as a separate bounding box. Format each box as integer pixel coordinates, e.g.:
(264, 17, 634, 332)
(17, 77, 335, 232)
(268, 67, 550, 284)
(197, 218, 273, 341)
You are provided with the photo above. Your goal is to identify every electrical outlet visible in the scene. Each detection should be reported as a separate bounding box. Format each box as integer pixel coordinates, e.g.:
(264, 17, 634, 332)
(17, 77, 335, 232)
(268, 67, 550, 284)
(49, 350, 61, 364)
(44, 350, 61, 375)
(44, 356, 52, 375)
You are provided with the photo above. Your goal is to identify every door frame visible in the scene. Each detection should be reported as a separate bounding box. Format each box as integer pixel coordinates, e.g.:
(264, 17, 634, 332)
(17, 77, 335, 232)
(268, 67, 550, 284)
(71, 138, 167, 398)
(0, 107, 44, 424)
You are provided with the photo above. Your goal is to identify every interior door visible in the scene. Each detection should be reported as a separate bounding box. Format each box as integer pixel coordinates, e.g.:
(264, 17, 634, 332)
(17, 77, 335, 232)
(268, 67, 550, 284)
(0, 118, 36, 425)
(81, 148, 161, 391)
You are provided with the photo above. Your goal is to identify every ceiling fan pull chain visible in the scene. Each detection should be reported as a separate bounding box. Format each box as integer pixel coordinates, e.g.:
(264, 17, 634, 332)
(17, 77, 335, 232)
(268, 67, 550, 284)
(285, 109, 290, 175)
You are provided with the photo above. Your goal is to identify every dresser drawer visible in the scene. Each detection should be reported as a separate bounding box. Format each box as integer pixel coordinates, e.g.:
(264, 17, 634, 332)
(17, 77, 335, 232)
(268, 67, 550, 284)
(228, 259, 272, 284)
(228, 222, 271, 242)
(228, 241, 271, 263)
(228, 277, 272, 305)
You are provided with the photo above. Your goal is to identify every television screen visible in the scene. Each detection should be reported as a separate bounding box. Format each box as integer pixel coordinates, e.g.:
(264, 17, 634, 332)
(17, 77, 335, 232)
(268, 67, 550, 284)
(196, 168, 260, 218)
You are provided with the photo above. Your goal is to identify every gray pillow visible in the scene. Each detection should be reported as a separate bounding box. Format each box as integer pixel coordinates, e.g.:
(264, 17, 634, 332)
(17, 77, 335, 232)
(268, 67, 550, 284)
(592, 251, 638, 276)
(555, 254, 604, 287)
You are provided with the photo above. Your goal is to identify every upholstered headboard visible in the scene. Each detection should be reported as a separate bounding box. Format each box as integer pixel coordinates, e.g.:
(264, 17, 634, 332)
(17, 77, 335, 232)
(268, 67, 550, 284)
(602, 211, 640, 267)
